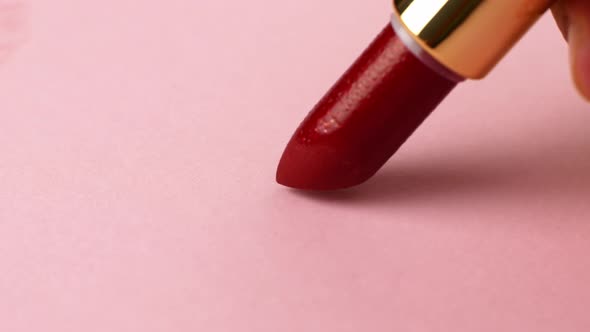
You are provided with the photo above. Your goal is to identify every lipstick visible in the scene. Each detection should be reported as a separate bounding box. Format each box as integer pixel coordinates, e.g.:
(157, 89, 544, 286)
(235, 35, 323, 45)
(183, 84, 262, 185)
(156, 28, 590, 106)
(277, 0, 552, 190)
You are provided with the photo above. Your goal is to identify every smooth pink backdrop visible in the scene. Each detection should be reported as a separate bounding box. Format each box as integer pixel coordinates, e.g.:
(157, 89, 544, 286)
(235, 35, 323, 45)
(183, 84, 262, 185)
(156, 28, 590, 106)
(1, 1, 590, 331)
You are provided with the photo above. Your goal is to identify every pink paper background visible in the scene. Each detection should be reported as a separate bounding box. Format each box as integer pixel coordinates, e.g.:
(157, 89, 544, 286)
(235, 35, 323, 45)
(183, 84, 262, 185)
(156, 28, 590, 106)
(1, 1, 590, 331)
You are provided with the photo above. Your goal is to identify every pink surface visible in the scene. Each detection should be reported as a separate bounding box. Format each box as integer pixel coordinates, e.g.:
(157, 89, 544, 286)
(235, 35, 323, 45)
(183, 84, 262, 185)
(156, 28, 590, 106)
(1, 1, 589, 331)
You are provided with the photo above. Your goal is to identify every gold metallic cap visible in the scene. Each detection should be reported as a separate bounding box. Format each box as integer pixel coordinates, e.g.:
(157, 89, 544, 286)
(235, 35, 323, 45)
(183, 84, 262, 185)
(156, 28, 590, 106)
(392, 0, 553, 79)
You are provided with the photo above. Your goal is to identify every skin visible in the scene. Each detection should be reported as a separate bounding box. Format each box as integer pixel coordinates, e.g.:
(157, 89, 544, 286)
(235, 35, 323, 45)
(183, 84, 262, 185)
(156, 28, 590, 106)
(552, 0, 590, 101)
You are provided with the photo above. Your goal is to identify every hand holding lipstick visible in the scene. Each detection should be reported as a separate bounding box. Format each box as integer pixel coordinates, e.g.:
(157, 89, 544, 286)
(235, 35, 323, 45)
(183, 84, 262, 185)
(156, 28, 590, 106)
(552, 0, 590, 100)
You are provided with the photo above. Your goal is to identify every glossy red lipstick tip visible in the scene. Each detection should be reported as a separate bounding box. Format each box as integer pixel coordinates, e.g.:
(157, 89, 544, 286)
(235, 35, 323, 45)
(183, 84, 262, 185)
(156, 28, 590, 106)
(277, 23, 458, 190)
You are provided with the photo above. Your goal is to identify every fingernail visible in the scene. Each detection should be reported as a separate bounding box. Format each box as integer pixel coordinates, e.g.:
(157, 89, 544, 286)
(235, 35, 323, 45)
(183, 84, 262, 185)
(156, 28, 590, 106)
(569, 11, 590, 101)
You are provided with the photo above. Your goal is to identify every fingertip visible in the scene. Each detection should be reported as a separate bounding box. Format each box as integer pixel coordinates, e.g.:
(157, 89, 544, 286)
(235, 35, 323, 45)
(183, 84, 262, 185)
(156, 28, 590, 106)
(566, 1, 590, 102)
(571, 51, 590, 103)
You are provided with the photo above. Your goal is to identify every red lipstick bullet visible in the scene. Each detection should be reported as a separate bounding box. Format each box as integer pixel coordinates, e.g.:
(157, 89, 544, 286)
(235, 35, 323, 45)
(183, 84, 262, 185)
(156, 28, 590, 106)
(277, 0, 552, 190)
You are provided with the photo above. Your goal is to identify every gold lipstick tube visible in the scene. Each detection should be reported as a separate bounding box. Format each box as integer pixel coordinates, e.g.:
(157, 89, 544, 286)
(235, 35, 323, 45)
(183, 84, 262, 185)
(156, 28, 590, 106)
(391, 0, 553, 80)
